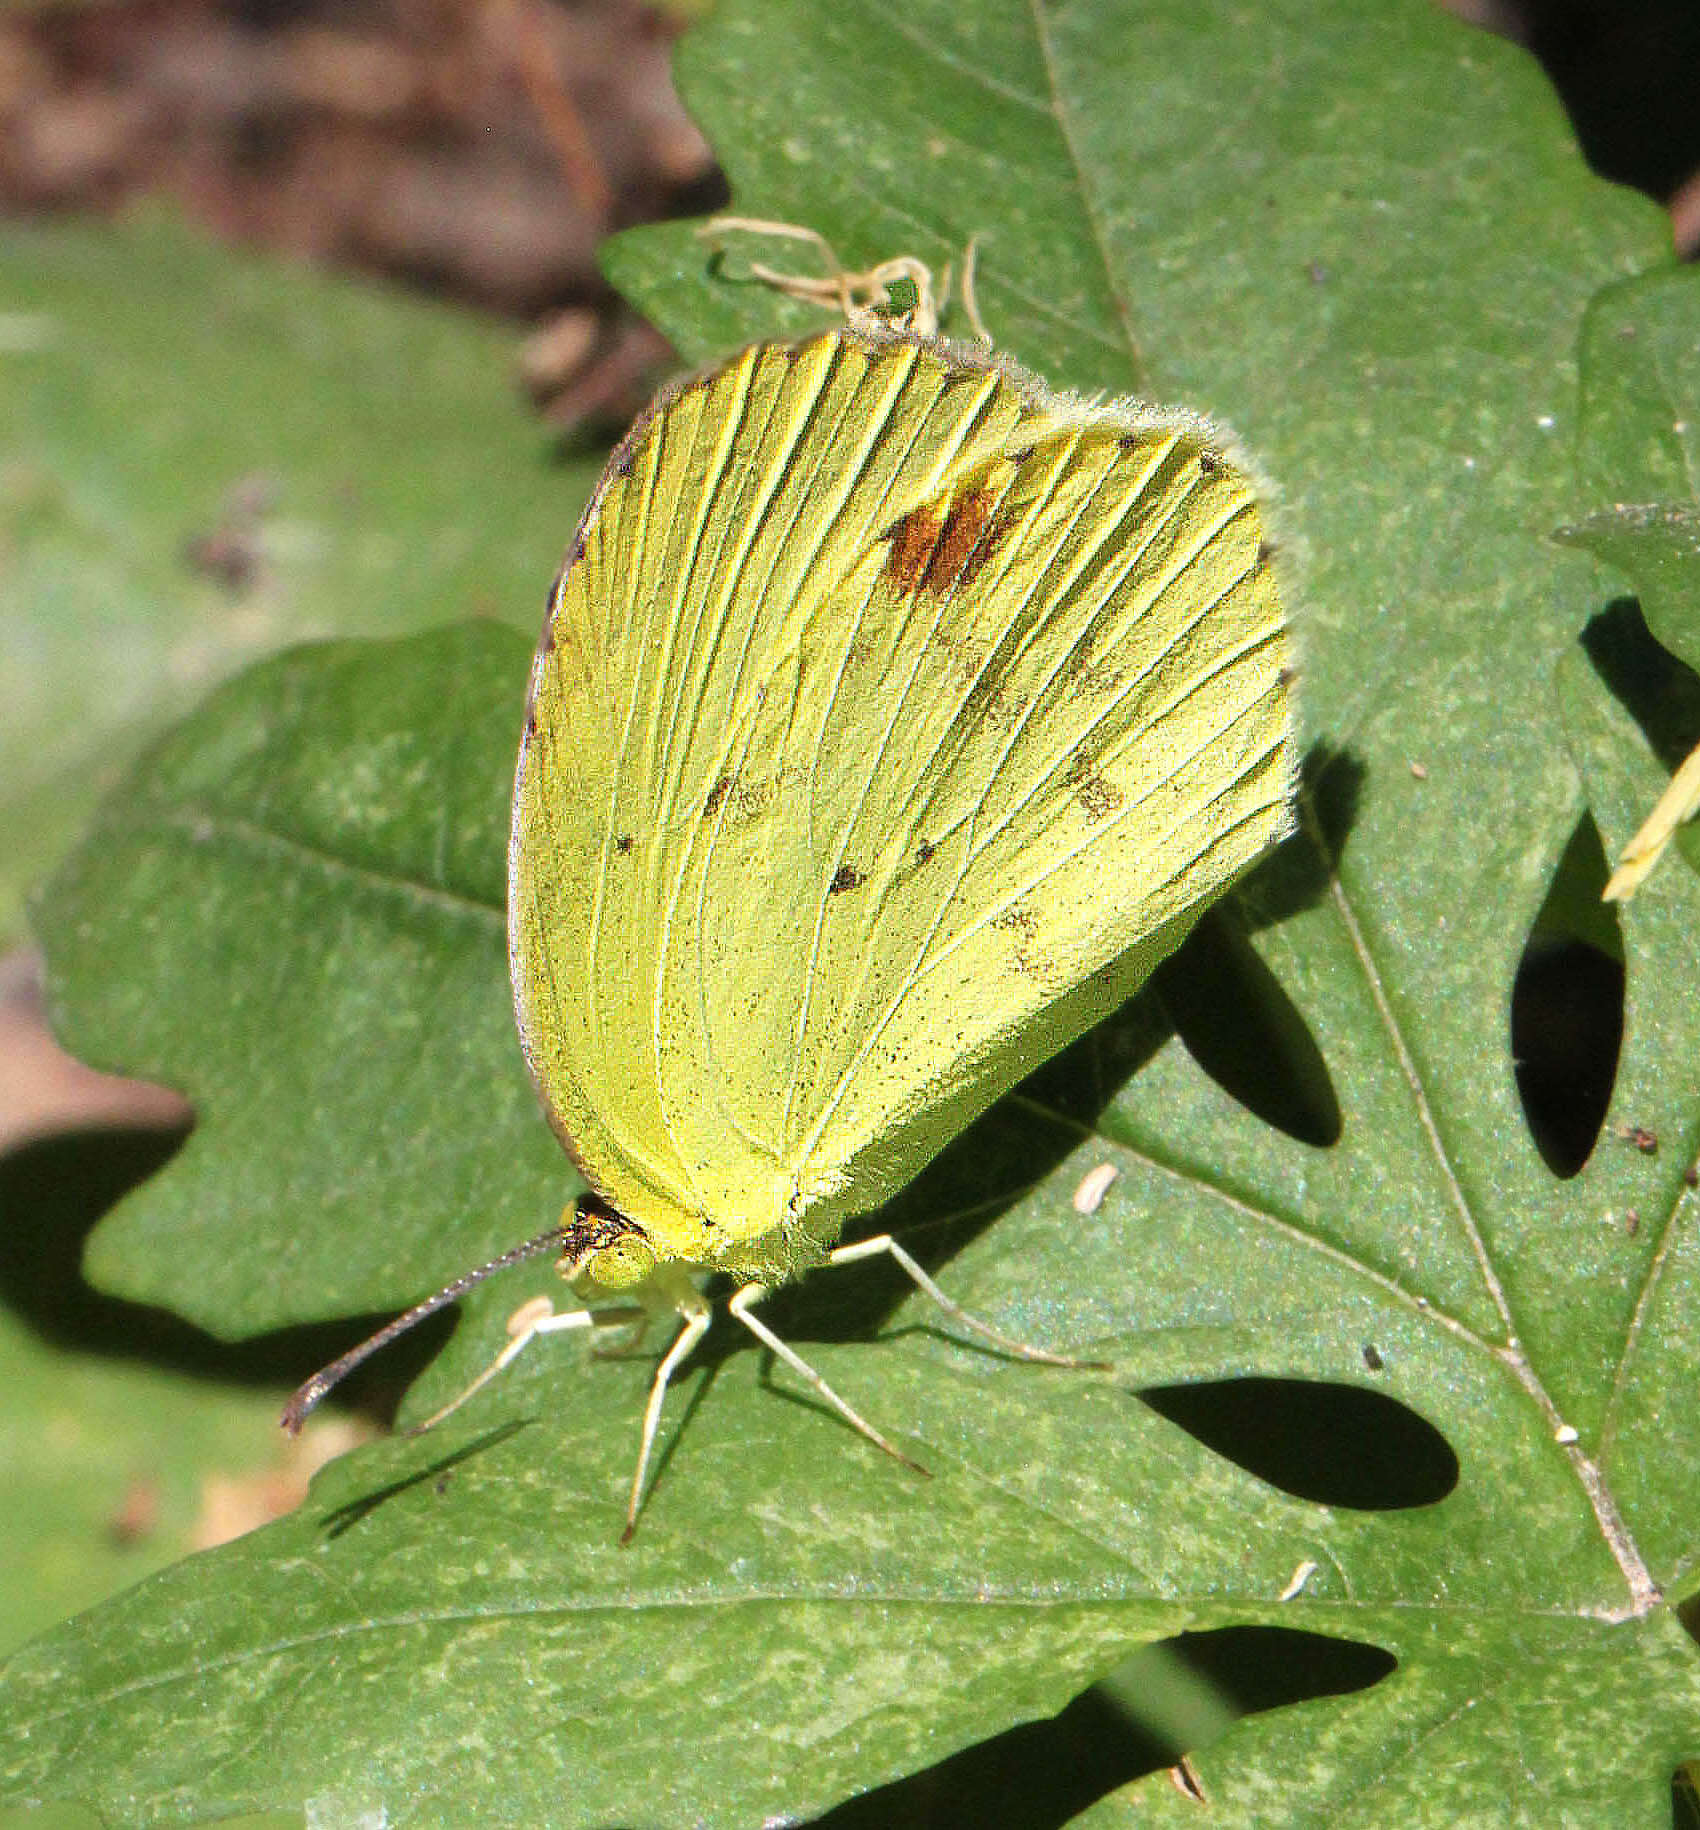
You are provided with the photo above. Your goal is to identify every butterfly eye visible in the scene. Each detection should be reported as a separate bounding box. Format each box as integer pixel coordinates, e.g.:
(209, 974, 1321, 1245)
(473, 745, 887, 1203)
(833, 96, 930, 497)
(580, 1235, 659, 1291)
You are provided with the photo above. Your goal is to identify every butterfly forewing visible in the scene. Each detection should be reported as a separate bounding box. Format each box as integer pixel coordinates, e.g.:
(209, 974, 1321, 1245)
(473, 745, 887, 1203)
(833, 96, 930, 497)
(512, 325, 1295, 1275)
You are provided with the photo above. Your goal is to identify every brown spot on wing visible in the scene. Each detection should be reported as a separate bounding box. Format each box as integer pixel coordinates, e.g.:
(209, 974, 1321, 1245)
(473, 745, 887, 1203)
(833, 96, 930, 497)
(828, 864, 864, 895)
(1057, 642, 1123, 698)
(1066, 754, 1123, 822)
(1198, 449, 1224, 476)
(614, 834, 634, 855)
(704, 776, 732, 818)
(990, 902, 1049, 980)
(883, 485, 1015, 599)
(883, 506, 944, 593)
(927, 489, 1001, 593)
(730, 777, 772, 821)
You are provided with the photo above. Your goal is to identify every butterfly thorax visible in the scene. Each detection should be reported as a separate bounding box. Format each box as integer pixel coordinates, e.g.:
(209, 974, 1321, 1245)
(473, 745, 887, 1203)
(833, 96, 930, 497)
(566, 1170, 850, 1291)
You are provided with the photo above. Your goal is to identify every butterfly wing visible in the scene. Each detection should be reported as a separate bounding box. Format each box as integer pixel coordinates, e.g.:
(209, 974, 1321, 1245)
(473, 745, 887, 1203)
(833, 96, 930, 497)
(512, 326, 1295, 1278)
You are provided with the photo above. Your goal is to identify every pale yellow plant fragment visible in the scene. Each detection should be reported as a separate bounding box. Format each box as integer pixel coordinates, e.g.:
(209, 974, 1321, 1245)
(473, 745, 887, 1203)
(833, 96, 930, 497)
(1604, 739, 1700, 901)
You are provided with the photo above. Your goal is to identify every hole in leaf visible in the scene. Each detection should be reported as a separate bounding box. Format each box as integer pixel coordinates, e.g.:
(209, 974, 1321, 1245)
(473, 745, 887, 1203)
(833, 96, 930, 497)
(1156, 904, 1341, 1146)
(1510, 815, 1624, 1178)
(809, 1626, 1394, 1829)
(1138, 1377, 1457, 1509)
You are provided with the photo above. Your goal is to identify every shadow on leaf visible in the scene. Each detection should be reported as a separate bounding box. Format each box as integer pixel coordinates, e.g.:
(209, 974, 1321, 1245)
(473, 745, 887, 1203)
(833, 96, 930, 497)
(0, 1124, 452, 1423)
(812, 1625, 1394, 1829)
(1138, 1377, 1457, 1509)
(1510, 814, 1624, 1179)
(1581, 597, 1700, 774)
(319, 1421, 528, 1539)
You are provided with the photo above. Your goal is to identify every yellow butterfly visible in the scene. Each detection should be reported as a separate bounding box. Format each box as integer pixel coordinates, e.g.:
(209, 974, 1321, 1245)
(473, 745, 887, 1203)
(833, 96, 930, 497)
(285, 238, 1298, 1537)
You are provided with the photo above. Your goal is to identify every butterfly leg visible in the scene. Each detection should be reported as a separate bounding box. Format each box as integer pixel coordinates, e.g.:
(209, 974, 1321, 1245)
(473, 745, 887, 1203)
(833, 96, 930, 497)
(727, 1282, 929, 1476)
(622, 1288, 713, 1544)
(408, 1295, 643, 1435)
(825, 1235, 1109, 1370)
(583, 1305, 654, 1361)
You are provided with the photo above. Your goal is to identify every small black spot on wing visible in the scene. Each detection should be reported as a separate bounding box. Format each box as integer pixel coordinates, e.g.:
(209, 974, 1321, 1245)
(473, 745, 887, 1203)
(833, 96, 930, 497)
(829, 864, 864, 895)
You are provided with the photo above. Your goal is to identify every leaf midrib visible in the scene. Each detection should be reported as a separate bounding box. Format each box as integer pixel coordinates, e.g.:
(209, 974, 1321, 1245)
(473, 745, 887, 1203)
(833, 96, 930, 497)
(149, 803, 505, 930)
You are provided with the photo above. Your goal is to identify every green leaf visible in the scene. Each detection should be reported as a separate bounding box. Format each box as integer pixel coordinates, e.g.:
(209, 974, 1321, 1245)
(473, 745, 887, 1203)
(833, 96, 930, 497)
(1559, 504, 1700, 663)
(6, 2, 1698, 1827)
(0, 209, 603, 943)
(1573, 266, 1700, 532)
(0, 208, 605, 1678)
(1558, 266, 1700, 890)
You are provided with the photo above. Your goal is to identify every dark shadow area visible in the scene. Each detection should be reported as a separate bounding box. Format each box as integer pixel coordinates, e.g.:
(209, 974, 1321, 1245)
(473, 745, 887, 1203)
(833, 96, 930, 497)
(1138, 1378, 1458, 1510)
(320, 1421, 527, 1539)
(1506, 601, 1700, 1177)
(1521, 0, 1700, 205)
(1155, 904, 1342, 1148)
(1512, 937, 1624, 1180)
(1677, 1589, 1700, 1651)
(1581, 599, 1700, 778)
(0, 1124, 452, 1424)
(1143, 1625, 1395, 1718)
(743, 1096, 1124, 1355)
(810, 1626, 1395, 1830)
(1675, 1596, 1700, 1830)
(1677, 1761, 1700, 1830)
(1243, 741, 1365, 924)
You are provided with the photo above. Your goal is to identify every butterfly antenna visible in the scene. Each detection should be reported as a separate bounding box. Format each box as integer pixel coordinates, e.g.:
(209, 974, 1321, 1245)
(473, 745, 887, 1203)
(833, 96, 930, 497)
(279, 1223, 574, 1434)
